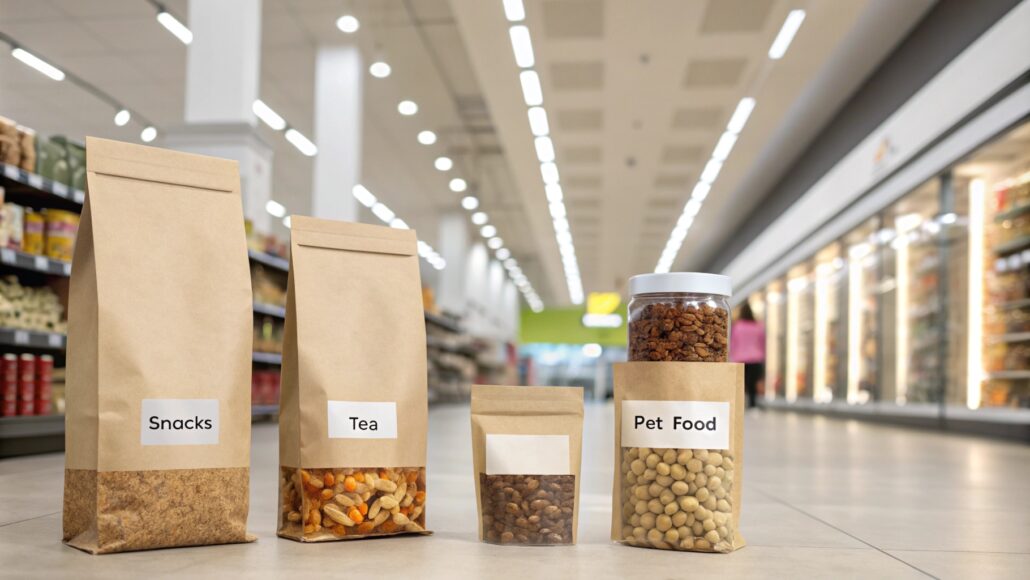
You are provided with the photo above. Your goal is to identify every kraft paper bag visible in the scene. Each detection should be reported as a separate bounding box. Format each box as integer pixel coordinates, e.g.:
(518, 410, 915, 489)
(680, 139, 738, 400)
(611, 362, 745, 553)
(471, 384, 583, 545)
(277, 216, 429, 542)
(63, 137, 253, 554)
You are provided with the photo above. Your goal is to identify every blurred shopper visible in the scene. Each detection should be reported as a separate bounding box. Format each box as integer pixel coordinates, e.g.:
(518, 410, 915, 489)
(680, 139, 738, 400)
(730, 302, 765, 409)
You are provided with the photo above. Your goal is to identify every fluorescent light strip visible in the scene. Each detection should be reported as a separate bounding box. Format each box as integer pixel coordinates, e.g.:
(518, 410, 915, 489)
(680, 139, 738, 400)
(509, 25, 535, 68)
(519, 70, 543, 106)
(156, 11, 193, 45)
(768, 10, 806, 60)
(11, 48, 65, 81)
(528, 107, 549, 136)
(285, 128, 318, 156)
(502, 0, 526, 21)
(356, 183, 445, 270)
(265, 199, 286, 218)
(726, 97, 756, 135)
(967, 179, 985, 409)
(252, 99, 286, 131)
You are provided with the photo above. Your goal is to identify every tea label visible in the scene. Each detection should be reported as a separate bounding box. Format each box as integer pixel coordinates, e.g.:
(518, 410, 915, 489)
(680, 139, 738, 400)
(328, 401, 398, 439)
(485, 434, 570, 475)
(622, 400, 730, 450)
(141, 399, 219, 445)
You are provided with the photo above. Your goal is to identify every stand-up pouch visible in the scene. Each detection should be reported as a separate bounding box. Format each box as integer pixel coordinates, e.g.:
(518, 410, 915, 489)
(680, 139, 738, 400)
(63, 137, 253, 554)
(611, 362, 745, 552)
(277, 216, 429, 542)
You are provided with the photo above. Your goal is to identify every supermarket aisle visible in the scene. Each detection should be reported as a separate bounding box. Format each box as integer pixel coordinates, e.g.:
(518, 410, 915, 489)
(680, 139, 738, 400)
(1, 406, 1028, 579)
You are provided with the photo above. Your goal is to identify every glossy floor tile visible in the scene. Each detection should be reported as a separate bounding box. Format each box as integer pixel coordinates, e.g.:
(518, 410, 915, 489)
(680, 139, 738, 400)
(0, 404, 1027, 579)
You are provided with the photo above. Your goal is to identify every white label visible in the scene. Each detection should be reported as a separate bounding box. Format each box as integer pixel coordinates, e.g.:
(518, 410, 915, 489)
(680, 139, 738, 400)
(34, 256, 48, 270)
(13, 330, 28, 345)
(486, 434, 570, 475)
(47, 333, 63, 348)
(52, 182, 68, 196)
(27, 174, 43, 188)
(622, 401, 730, 450)
(3, 165, 17, 179)
(0, 248, 12, 263)
(327, 401, 397, 439)
(140, 399, 220, 446)
(62, 262, 71, 275)
(73, 190, 85, 204)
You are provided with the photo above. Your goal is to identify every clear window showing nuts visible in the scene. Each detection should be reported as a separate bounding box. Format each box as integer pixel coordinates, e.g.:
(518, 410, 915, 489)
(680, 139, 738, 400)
(480, 474, 575, 545)
(279, 467, 426, 540)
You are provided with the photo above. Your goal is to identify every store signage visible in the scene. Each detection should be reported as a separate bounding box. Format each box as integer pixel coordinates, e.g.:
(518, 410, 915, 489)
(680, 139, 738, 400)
(621, 400, 730, 450)
(582, 313, 623, 328)
(327, 401, 397, 439)
(485, 434, 570, 475)
(583, 292, 623, 328)
(140, 399, 219, 445)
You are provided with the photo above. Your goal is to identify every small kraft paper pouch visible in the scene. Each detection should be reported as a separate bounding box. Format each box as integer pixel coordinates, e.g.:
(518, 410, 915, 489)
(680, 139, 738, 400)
(63, 137, 254, 554)
(471, 384, 584, 546)
(278, 216, 429, 541)
(612, 363, 745, 553)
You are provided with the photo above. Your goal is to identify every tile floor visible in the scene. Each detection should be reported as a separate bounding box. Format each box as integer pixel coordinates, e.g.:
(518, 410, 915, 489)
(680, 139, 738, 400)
(0, 405, 1027, 579)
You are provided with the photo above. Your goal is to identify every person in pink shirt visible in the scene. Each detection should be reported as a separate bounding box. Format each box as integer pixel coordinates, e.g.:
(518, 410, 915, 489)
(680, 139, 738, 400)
(730, 302, 766, 408)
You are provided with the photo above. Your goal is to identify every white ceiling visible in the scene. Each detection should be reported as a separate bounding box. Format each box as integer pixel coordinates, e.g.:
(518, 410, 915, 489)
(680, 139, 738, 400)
(0, 0, 933, 307)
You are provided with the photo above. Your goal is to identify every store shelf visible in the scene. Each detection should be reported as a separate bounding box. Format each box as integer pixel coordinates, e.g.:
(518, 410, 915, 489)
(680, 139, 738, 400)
(995, 203, 1030, 222)
(0, 248, 71, 277)
(253, 302, 286, 318)
(988, 332, 1030, 344)
(0, 163, 85, 207)
(248, 249, 289, 272)
(986, 370, 1030, 380)
(992, 234, 1030, 256)
(251, 405, 279, 416)
(994, 298, 1030, 310)
(425, 311, 462, 333)
(426, 335, 476, 357)
(253, 351, 282, 364)
(0, 328, 65, 350)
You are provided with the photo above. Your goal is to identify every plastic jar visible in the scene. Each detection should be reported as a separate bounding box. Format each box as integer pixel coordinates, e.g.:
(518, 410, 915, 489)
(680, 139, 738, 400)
(627, 272, 733, 362)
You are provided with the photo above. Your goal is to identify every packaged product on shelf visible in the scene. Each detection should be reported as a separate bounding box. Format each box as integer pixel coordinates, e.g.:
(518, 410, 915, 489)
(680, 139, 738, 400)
(278, 216, 430, 542)
(0, 276, 65, 333)
(17, 125, 36, 172)
(44, 209, 79, 262)
(23, 210, 44, 255)
(38, 138, 70, 186)
(35, 354, 53, 415)
(612, 273, 745, 553)
(63, 137, 254, 554)
(0, 116, 18, 165)
(3, 203, 23, 250)
(17, 353, 35, 416)
(0, 353, 15, 417)
(471, 384, 584, 545)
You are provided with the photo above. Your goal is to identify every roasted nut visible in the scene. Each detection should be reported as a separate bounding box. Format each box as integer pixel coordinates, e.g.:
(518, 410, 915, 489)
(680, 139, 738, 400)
(628, 303, 729, 362)
(480, 474, 575, 545)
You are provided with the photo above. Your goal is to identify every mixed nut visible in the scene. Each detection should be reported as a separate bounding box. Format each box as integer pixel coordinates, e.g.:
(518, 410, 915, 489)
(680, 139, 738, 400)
(279, 466, 426, 540)
(628, 302, 729, 362)
(619, 447, 736, 552)
(480, 474, 575, 545)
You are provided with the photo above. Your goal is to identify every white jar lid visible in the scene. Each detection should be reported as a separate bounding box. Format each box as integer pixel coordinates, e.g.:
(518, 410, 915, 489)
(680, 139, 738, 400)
(629, 272, 732, 297)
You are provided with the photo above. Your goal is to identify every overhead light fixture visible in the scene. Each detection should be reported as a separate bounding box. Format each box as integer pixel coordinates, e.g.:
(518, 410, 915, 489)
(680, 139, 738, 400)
(700, 159, 723, 184)
(471, 212, 488, 225)
(545, 184, 563, 203)
(461, 196, 479, 210)
(519, 70, 543, 106)
(691, 182, 711, 201)
(417, 130, 437, 145)
(397, 100, 418, 116)
(11, 48, 65, 81)
(527, 107, 549, 136)
(252, 99, 286, 131)
(481, 225, 497, 238)
(390, 218, 409, 230)
(768, 10, 806, 60)
(336, 14, 360, 34)
(283, 215, 292, 229)
(140, 126, 157, 143)
(502, 0, 526, 21)
(534, 136, 555, 163)
(265, 200, 286, 218)
(711, 132, 738, 162)
(156, 10, 193, 45)
(508, 25, 535, 68)
(114, 109, 131, 127)
(285, 128, 318, 156)
(434, 156, 453, 171)
(548, 202, 566, 220)
(540, 162, 559, 185)
(449, 178, 468, 192)
(369, 61, 391, 78)
(496, 248, 511, 260)
(487, 237, 504, 250)
(726, 97, 756, 135)
(371, 202, 396, 223)
(352, 184, 377, 207)
(582, 314, 622, 329)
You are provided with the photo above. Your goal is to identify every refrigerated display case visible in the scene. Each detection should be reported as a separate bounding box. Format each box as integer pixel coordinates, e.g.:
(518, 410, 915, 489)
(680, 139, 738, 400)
(745, 291, 767, 398)
(786, 264, 813, 401)
(844, 219, 882, 404)
(813, 244, 845, 403)
(764, 280, 786, 401)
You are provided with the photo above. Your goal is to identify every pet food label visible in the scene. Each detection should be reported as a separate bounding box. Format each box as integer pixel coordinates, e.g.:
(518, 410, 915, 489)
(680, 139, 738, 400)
(621, 400, 730, 449)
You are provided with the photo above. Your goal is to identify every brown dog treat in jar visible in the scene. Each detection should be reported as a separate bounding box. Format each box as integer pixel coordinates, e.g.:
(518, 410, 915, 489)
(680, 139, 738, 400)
(627, 273, 732, 363)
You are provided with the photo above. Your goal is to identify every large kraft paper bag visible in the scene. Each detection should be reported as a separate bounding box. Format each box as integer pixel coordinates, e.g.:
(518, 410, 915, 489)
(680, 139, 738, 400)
(612, 362, 745, 553)
(278, 216, 429, 541)
(63, 137, 253, 554)
(471, 385, 583, 546)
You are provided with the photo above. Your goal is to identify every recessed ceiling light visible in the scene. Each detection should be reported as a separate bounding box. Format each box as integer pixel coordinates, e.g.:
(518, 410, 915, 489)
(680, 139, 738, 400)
(140, 126, 157, 143)
(711, 131, 737, 162)
(434, 156, 453, 171)
(369, 61, 391, 78)
(768, 10, 806, 60)
(481, 225, 497, 238)
(502, 0, 525, 22)
(449, 178, 467, 192)
(417, 130, 437, 145)
(726, 97, 756, 135)
(519, 70, 543, 106)
(265, 200, 286, 218)
(508, 25, 534, 68)
(461, 196, 479, 210)
(471, 212, 488, 225)
(336, 14, 360, 34)
(283, 216, 292, 228)
(699, 159, 722, 184)
(545, 184, 563, 203)
(534, 136, 555, 163)
(496, 248, 511, 260)
(113, 109, 131, 126)
(527, 106, 549, 136)
(487, 237, 504, 250)
(397, 100, 418, 116)
(540, 162, 559, 185)
(691, 182, 711, 201)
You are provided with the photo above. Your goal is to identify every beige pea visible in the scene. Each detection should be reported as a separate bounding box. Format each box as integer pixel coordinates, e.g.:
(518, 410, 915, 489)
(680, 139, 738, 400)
(715, 488, 727, 500)
(638, 447, 652, 457)
(671, 511, 688, 527)
(671, 481, 689, 496)
(662, 449, 677, 464)
(630, 460, 645, 475)
(692, 522, 704, 536)
(646, 529, 664, 544)
(723, 457, 734, 470)
(670, 463, 687, 481)
(688, 482, 698, 494)
(703, 496, 718, 511)
(704, 464, 717, 476)
(686, 472, 697, 483)
(633, 527, 646, 540)
(702, 519, 717, 533)
(664, 501, 680, 516)
(717, 499, 731, 513)
(695, 538, 711, 550)
(677, 450, 693, 464)
(643, 469, 657, 481)
(718, 526, 728, 539)
(659, 489, 675, 505)
(621, 525, 634, 540)
(694, 449, 709, 461)
(679, 537, 694, 550)
(679, 495, 699, 512)
(695, 473, 708, 487)
(716, 467, 726, 479)
(685, 513, 696, 526)
(656, 475, 674, 487)
(695, 487, 710, 502)
(664, 528, 679, 544)
(640, 512, 657, 529)
(707, 452, 723, 467)
(695, 507, 710, 521)
(630, 513, 641, 526)
(648, 483, 663, 498)
(635, 486, 650, 501)
(645, 453, 660, 469)
(707, 476, 722, 490)
(625, 448, 638, 459)
(713, 511, 728, 527)
(686, 458, 703, 473)
(704, 530, 720, 544)
(648, 499, 664, 514)
(625, 473, 637, 486)
(635, 500, 649, 515)
(656, 514, 672, 532)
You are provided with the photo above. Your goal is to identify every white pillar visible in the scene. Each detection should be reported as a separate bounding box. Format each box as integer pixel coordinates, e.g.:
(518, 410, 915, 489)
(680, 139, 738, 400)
(311, 46, 363, 222)
(438, 212, 470, 314)
(167, 0, 273, 233)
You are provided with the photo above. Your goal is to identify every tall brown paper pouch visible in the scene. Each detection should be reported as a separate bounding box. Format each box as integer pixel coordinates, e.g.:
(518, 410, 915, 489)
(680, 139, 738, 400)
(471, 385, 583, 545)
(611, 362, 745, 553)
(63, 137, 253, 554)
(278, 216, 429, 541)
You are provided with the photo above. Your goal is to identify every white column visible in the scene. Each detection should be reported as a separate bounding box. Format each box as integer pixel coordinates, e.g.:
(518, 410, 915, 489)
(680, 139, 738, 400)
(167, 0, 273, 233)
(437, 212, 470, 315)
(311, 46, 363, 222)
